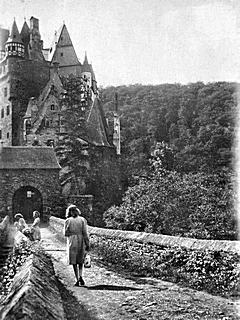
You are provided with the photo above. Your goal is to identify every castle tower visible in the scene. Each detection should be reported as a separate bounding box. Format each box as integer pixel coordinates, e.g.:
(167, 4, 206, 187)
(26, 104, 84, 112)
(5, 19, 24, 58)
(0, 17, 49, 146)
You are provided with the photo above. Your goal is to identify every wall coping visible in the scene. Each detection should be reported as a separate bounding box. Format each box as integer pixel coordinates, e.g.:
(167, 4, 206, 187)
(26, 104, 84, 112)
(0, 216, 9, 230)
(0, 251, 64, 320)
(50, 216, 240, 254)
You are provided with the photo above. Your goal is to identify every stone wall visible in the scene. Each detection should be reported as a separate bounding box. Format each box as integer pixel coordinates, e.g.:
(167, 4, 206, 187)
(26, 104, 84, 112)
(0, 169, 61, 221)
(0, 252, 64, 320)
(0, 216, 10, 245)
(49, 216, 240, 254)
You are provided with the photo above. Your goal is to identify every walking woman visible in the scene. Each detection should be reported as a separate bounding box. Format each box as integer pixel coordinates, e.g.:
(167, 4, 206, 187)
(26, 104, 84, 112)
(64, 204, 90, 286)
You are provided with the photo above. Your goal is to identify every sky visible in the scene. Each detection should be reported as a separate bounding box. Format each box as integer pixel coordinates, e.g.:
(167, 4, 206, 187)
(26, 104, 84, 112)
(0, 0, 239, 87)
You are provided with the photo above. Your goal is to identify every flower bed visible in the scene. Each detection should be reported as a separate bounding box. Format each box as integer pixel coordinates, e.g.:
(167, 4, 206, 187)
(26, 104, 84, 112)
(90, 235, 240, 297)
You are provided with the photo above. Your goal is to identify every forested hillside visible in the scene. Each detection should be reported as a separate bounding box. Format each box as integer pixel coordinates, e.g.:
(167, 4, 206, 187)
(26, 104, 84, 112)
(100, 82, 238, 239)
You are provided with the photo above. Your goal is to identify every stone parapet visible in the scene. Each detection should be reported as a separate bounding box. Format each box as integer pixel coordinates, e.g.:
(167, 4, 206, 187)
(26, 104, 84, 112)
(0, 251, 64, 320)
(0, 216, 10, 245)
(49, 216, 240, 254)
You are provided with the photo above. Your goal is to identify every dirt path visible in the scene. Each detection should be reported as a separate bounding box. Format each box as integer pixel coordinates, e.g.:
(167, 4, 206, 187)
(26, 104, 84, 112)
(40, 226, 239, 320)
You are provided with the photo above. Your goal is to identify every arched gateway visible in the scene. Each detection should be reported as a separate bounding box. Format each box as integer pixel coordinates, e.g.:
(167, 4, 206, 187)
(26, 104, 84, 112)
(0, 146, 61, 221)
(13, 186, 43, 222)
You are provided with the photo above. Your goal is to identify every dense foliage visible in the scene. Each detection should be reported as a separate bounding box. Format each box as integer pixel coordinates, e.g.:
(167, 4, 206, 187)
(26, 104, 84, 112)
(101, 82, 236, 177)
(101, 82, 237, 239)
(91, 235, 239, 297)
(104, 159, 237, 239)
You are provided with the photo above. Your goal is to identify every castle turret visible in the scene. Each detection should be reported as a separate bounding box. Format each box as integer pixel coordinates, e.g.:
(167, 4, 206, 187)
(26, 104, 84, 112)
(5, 19, 24, 58)
(81, 52, 98, 94)
(81, 52, 92, 85)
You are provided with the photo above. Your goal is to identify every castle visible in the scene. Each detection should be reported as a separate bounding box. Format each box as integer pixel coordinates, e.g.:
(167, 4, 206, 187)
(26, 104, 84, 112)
(0, 17, 121, 224)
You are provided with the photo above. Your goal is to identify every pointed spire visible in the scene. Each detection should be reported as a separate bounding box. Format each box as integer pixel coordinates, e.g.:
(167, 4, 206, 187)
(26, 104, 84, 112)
(83, 51, 89, 65)
(20, 19, 30, 39)
(7, 19, 23, 43)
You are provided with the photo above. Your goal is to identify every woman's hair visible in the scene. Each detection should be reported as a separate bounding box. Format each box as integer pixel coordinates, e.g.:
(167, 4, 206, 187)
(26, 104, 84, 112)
(33, 211, 40, 218)
(14, 213, 23, 220)
(65, 204, 81, 218)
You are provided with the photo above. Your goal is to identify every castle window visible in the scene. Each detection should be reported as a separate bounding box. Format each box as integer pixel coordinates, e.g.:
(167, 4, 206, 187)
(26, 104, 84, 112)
(60, 52, 63, 56)
(1, 108, 4, 118)
(50, 104, 55, 111)
(25, 120, 31, 135)
(6, 105, 10, 115)
(4, 87, 7, 97)
(45, 119, 50, 127)
(7, 132, 9, 139)
(0, 130, 2, 139)
(12, 45, 16, 51)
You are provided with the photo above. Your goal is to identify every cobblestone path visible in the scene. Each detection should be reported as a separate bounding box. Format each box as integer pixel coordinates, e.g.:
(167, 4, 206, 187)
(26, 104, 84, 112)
(40, 226, 239, 320)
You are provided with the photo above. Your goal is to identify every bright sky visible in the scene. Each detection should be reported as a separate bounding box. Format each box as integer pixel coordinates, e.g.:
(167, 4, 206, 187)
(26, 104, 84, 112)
(0, 0, 239, 87)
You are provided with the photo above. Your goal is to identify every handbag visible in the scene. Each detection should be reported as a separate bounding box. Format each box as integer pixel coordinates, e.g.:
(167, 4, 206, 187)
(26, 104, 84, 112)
(84, 253, 91, 268)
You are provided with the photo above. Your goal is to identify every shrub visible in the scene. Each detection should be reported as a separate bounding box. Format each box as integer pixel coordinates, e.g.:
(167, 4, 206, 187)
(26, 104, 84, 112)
(90, 235, 240, 297)
(103, 168, 237, 240)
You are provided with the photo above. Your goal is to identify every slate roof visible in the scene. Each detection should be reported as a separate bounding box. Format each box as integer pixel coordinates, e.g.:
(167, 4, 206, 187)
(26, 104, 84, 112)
(25, 70, 63, 134)
(0, 147, 60, 169)
(86, 96, 112, 147)
(6, 19, 23, 44)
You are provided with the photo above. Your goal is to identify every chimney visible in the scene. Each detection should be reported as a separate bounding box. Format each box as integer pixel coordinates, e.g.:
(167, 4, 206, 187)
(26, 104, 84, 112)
(30, 17, 39, 31)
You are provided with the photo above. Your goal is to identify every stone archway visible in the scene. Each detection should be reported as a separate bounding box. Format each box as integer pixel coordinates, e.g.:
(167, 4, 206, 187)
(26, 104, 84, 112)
(12, 186, 43, 222)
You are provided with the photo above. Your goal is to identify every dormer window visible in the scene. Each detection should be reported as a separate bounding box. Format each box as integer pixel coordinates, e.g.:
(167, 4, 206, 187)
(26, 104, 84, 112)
(50, 104, 55, 111)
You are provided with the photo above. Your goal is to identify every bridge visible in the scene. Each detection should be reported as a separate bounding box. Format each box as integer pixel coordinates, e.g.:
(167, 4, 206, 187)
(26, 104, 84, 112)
(0, 216, 239, 319)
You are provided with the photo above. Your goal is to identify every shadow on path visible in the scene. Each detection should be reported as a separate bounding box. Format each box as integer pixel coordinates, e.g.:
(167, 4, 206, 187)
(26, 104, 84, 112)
(86, 284, 142, 291)
(55, 276, 99, 320)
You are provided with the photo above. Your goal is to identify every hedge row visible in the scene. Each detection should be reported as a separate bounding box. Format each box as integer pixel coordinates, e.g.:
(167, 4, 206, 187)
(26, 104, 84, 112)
(90, 235, 240, 297)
